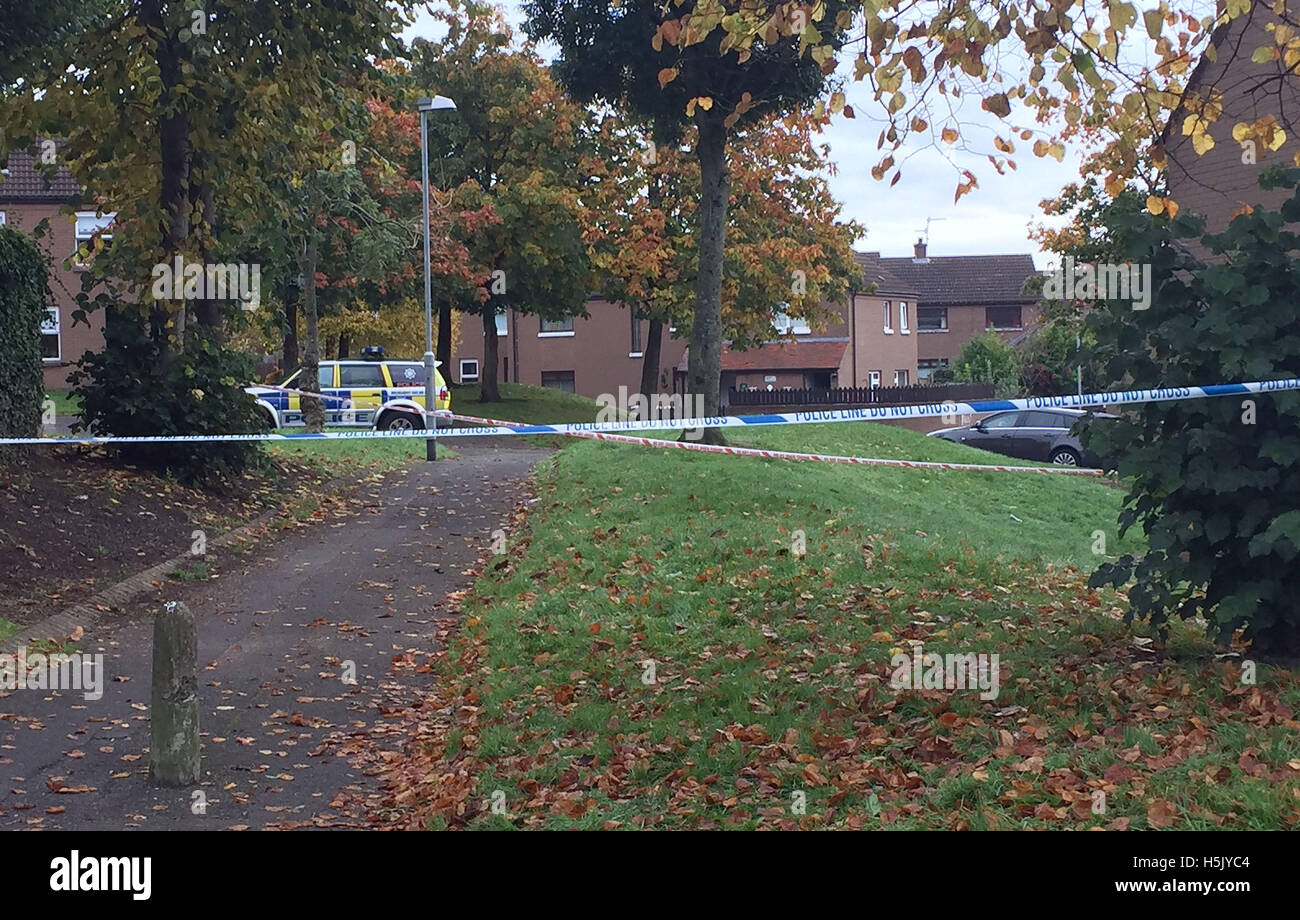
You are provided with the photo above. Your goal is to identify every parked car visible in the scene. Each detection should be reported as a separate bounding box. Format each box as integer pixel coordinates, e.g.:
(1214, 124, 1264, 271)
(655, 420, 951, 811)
(246, 352, 451, 431)
(927, 408, 1117, 468)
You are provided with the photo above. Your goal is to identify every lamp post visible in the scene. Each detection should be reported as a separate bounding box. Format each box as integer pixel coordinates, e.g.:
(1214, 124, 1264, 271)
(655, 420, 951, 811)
(418, 95, 456, 461)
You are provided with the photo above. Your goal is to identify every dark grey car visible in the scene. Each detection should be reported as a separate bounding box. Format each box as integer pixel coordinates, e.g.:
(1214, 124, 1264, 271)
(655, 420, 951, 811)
(927, 408, 1116, 467)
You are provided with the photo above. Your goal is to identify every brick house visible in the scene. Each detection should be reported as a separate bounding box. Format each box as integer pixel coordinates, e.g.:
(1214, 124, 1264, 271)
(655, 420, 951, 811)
(454, 244, 1040, 402)
(681, 251, 921, 395)
(0, 151, 111, 389)
(454, 252, 922, 402)
(879, 241, 1041, 381)
(455, 302, 690, 398)
(1162, 3, 1300, 233)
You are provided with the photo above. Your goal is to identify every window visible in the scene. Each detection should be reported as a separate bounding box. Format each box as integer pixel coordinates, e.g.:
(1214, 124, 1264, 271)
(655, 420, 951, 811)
(41, 307, 60, 362)
(982, 412, 1023, 429)
(918, 308, 948, 332)
(386, 363, 425, 387)
(459, 359, 480, 382)
(882, 300, 893, 333)
(539, 316, 574, 335)
(917, 358, 948, 381)
(868, 370, 881, 389)
(74, 211, 115, 264)
(772, 305, 811, 336)
(986, 306, 1022, 330)
(1022, 411, 1069, 429)
(893, 369, 909, 386)
(630, 312, 642, 355)
(494, 309, 508, 337)
(541, 370, 575, 393)
(0, 212, 6, 226)
(284, 366, 334, 389)
(338, 364, 385, 387)
(899, 301, 910, 334)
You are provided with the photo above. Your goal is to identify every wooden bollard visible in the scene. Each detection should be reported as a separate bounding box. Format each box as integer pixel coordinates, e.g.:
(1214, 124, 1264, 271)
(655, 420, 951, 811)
(150, 601, 200, 786)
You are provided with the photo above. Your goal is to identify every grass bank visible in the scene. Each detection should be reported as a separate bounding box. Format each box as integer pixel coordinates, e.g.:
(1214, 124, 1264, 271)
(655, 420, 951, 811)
(381, 420, 1300, 830)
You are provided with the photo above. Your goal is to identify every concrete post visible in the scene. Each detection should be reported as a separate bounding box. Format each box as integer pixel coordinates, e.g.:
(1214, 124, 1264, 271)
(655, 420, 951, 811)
(150, 601, 200, 786)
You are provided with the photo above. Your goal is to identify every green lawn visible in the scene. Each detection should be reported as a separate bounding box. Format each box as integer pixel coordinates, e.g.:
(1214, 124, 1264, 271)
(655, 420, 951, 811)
(449, 382, 608, 447)
(451, 381, 606, 426)
(391, 419, 1300, 830)
(43, 390, 81, 416)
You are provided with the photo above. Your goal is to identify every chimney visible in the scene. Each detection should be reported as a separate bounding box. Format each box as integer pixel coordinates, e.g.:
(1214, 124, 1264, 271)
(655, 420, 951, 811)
(913, 238, 927, 260)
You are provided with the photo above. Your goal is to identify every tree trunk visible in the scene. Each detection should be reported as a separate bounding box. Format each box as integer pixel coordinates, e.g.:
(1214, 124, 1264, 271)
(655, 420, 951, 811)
(282, 279, 299, 372)
(689, 117, 729, 444)
(144, 0, 189, 371)
(300, 238, 325, 432)
(481, 305, 501, 402)
(436, 301, 453, 382)
(337, 331, 349, 360)
(640, 315, 664, 403)
(190, 175, 220, 331)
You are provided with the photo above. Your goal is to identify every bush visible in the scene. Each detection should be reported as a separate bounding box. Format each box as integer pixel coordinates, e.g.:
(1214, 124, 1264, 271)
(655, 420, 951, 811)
(950, 329, 1020, 396)
(0, 227, 48, 444)
(1018, 320, 1084, 396)
(70, 311, 268, 482)
(1086, 168, 1300, 657)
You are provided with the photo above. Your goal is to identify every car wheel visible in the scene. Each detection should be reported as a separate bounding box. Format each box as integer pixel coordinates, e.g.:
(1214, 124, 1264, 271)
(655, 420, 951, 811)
(1050, 447, 1080, 466)
(379, 412, 422, 432)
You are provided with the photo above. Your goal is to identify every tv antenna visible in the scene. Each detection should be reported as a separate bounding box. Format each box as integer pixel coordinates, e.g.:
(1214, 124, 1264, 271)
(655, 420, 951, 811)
(915, 216, 947, 244)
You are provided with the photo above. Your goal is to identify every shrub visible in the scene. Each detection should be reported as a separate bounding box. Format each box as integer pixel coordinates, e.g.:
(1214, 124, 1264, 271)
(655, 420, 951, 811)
(1086, 168, 1300, 657)
(69, 310, 268, 482)
(950, 330, 1020, 396)
(0, 227, 48, 446)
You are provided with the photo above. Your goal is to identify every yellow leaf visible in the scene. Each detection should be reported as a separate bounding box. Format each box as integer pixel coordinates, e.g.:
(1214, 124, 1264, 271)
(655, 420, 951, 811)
(1146, 195, 1166, 215)
(1192, 131, 1215, 155)
(657, 68, 678, 89)
(941, 126, 959, 144)
(1268, 128, 1287, 151)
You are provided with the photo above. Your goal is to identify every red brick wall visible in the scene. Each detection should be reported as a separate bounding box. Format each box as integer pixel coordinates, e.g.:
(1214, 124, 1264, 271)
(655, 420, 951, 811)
(0, 203, 104, 390)
(454, 299, 689, 400)
(839, 291, 919, 386)
(1164, 4, 1300, 235)
(916, 302, 1042, 365)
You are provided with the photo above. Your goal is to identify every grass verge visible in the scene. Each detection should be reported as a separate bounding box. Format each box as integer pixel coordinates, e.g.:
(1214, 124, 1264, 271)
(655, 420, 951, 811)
(379, 421, 1300, 830)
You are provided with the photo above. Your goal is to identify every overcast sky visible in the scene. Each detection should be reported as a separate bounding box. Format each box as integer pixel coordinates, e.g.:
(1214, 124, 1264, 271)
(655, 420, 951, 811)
(405, 3, 1089, 269)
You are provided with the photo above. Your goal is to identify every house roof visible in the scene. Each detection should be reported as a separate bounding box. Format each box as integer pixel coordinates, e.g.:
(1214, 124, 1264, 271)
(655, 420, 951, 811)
(677, 340, 847, 373)
(853, 251, 917, 296)
(0, 149, 82, 203)
(877, 253, 1039, 306)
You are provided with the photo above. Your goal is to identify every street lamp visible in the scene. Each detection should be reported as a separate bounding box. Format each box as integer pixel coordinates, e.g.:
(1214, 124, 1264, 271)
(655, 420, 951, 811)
(418, 95, 456, 460)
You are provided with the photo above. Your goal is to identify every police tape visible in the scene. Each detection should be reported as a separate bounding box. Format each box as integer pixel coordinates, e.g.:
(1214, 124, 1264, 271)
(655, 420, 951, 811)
(448, 413, 1105, 475)
(246, 383, 352, 405)
(5, 377, 1295, 446)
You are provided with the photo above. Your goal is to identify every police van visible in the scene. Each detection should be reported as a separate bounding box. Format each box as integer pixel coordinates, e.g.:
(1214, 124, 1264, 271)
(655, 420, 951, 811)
(246, 348, 452, 431)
